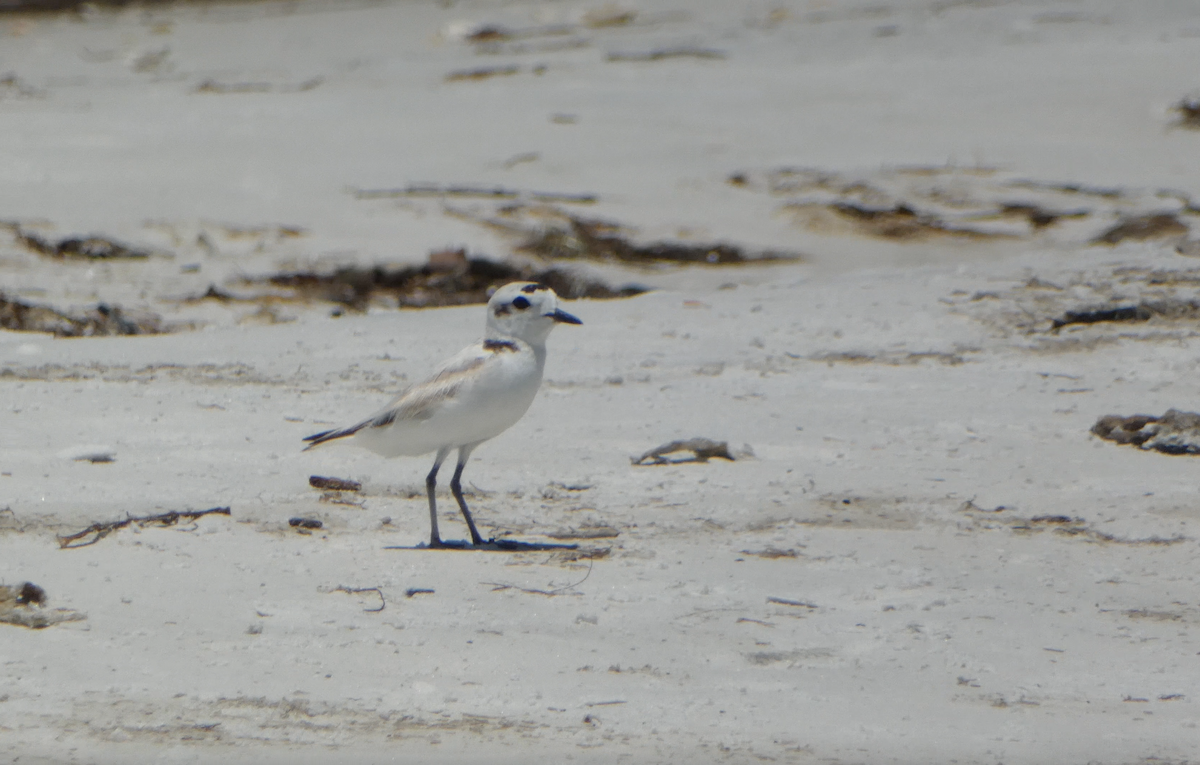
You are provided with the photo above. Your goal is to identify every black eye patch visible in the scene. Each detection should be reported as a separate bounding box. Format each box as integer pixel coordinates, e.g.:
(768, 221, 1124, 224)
(512, 296, 530, 309)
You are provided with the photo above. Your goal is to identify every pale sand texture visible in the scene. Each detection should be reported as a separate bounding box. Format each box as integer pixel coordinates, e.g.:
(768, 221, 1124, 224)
(1, 1, 1199, 762)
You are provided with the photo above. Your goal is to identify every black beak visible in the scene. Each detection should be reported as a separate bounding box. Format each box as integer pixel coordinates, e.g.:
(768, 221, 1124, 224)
(547, 308, 582, 325)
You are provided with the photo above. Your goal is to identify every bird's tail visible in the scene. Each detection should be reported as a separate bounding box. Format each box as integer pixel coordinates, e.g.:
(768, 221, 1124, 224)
(302, 423, 366, 450)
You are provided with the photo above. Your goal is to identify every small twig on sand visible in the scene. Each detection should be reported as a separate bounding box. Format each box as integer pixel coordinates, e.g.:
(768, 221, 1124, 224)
(483, 559, 594, 596)
(766, 597, 818, 609)
(57, 507, 231, 549)
(331, 586, 386, 613)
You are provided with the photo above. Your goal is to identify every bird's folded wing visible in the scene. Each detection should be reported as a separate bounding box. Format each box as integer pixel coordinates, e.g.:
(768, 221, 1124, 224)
(303, 343, 491, 448)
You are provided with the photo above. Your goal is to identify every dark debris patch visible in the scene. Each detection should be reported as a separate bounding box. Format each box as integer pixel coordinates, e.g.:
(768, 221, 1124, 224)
(0, 581, 85, 630)
(1051, 299, 1200, 330)
(517, 214, 798, 265)
(606, 48, 726, 62)
(1172, 97, 1200, 129)
(354, 185, 597, 205)
(787, 201, 1010, 242)
(0, 293, 165, 337)
(1051, 304, 1153, 329)
(444, 65, 521, 83)
(242, 250, 645, 311)
(1092, 213, 1189, 245)
(13, 228, 153, 259)
(1092, 409, 1200, 455)
(999, 203, 1089, 229)
(309, 475, 362, 492)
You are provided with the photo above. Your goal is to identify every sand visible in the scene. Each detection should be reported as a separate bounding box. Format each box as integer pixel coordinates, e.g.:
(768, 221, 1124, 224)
(2, 1, 1199, 762)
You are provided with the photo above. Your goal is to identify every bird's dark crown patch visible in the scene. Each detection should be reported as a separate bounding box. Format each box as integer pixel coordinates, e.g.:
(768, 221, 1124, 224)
(520, 283, 547, 294)
(483, 339, 519, 353)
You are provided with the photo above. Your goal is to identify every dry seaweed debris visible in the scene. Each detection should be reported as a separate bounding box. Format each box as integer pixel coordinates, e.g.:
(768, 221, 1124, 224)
(0, 582, 86, 629)
(517, 214, 798, 265)
(1091, 213, 1189, 245)
(1092, 409, 1200, 455)
(327, 585, 385, 613)
(786, 201, 1009, 241)
(957, 502, 1186, 545)
(0, 293, 165, 336)
(12, 227, 153, 259)
(1051, 304, 1152, 329)
(354, 185, 597, 205)
(57, 506, 231, 548)
(1050, 299, 1200, 330)
(606, 48, 726, 62)
(633, 438, 735, 465)
(243, 251, 645, 311)
(445, 65, 521, 82)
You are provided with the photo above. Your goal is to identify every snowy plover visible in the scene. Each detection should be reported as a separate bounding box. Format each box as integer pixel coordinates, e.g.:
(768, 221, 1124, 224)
(304, 282, 582, 548)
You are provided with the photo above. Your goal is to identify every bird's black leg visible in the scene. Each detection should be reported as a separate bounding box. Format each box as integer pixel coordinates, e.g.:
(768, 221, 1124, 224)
(425, 448, 449, 548)
(450, 445, 486, 546)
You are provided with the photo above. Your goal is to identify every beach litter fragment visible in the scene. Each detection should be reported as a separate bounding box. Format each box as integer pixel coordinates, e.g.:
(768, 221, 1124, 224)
(0, 582, 86, 629)
(633, 438, 736, 465)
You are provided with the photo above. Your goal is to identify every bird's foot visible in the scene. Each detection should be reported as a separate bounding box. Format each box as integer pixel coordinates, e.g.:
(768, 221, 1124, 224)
(424, 537, 475, 550)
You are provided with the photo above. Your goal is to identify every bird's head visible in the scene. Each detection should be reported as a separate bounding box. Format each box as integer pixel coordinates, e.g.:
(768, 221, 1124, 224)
(485, 282, 582, 345)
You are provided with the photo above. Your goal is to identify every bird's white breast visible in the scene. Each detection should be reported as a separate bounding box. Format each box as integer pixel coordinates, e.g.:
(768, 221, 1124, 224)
(353, 340, 544, 458)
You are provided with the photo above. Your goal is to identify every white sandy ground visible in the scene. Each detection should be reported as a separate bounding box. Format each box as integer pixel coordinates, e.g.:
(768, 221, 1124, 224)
(2, 0, 1200, 762)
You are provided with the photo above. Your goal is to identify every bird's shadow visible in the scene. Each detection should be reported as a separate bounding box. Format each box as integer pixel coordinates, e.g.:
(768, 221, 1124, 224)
(383, 538, 579, 552)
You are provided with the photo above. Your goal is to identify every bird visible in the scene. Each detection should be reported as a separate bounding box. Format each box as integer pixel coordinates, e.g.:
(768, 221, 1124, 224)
(303, 282, 582, 548)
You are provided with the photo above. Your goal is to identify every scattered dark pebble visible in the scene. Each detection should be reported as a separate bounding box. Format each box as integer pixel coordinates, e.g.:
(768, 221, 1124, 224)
(288, 517, 323, 530)
(308, 475, 362, 492)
